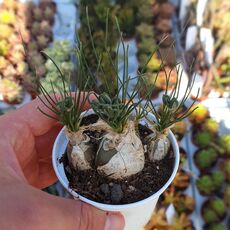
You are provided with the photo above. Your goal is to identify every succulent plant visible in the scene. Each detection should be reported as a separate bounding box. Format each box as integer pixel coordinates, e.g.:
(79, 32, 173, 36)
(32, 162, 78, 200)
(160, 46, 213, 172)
(144, 208, 169, 229)
(44, 40, 72, 62)
(189, 104, 209, 124)
(203, 118, 219, 135)
(202, 199, 227, 225)
(37, 40, 73, 93)
(0, 78, 22, 103)
(2, 0, 18, 10)
(212, 171, 225, 188)
(170, 214, 194, 230)
(174, 194, 195, 215)
(224, 185, 230, 206)
(222, 159, 230, 182)
(27, 40, 38, 52)
(196, 171, 225, 196)
(155, 68, 178, 90)
(137, 38, 157, 55)
(206, 0, 230, 48)
(194, 131, 214, 148)
(197, 175, 213, 196)
(194, 148, 217, 171)
(2, 64, 17, 79)
(27, 52, 45, 69)
(37, 35, 50, 50)
(43, 7, 55, 24)
(38, 10, 197, 182)
(78, 4, 119, 91)
(33, 7, 43, 22)
(16, 62, 29, 77)
(36, 66, 47, 78)
(0, 40, 9, 56)
(0, 10, 16, 25)
(137, 3, 153, 23)
(13, 44, 24, 53)
(146, 53, 161, 71)
(162, 191, 195, 214)
(211, 199, 227, 217)
(59, 62, 74, 76)
(138, 54, 152, 69)
(171, 170, 190, 191)
(8, 51, 24, 65)
(40, 72, 68, 94)
(203, 210, 219, 225)
(155, 18, 172, 33)
(8, 33, 21, 45)
(0, 56, 9, 70)
(22, 72, 38, 93)
(117, 6, 135, 38)
(158, 2, 175, 18)
(219, 135, 230, 155)
(207, 224, 226, 230)
(40, 20, 52, 37)
(39, 0, 56, 11)
(220, 57, 230, 73)
(31, 22, 41, 37)
(136, 23, 154, 40)
(0, 24, 13, 39)
(171, 120, 187, 141)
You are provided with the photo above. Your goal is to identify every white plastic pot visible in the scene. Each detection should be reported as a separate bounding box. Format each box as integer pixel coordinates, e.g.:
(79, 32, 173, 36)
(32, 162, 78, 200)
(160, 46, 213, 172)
(52, 112, 180, 230)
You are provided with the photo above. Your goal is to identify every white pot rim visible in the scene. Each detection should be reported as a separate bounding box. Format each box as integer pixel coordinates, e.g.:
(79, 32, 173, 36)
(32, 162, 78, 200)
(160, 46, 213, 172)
(52, 111, 180, 211)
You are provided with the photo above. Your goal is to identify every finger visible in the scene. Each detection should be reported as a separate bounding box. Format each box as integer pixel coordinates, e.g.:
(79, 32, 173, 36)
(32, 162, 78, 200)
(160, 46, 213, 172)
(41, 193, 125, 230)
(35, 123, 62, 160)
(6, 93, 96, 137)
(34, 162, 57, 189)
(0, 178, 124, 230)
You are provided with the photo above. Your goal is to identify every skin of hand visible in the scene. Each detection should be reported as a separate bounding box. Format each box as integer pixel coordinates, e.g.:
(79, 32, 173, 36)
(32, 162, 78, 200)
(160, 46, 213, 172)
(0, 95, 124, 230)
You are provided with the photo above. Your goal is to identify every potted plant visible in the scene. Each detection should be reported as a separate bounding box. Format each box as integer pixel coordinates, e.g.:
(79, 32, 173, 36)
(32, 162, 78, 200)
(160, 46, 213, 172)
(223, 184, 230, 207)
(194, 148, 218, 172)
(171, 120, 187, 141)
(188, 103, 209, 125)
(171, 170, 190, 191)
(221, 159, 230, 182)
(207, 223, 225, 230)
(218, 134, 230, 156)
(201, 198, 227, 226)
(196, 171, 225, 196)
(161, 190, 195, 215)
(202, 118, 219, 135)
(144, 208, 169, 230)
(37, 12, 197, 230)
(0, 78, 22, 104)
(171, 214, 195, 230)
(193, 131, 214, 148)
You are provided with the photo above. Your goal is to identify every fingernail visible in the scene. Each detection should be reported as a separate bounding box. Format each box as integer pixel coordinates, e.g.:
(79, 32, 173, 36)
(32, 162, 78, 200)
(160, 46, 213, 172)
(104, 213, 124, 230)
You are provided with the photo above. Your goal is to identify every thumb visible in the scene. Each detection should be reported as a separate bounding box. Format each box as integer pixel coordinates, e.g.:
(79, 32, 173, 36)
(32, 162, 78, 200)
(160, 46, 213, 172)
(44, 193, 125, 230)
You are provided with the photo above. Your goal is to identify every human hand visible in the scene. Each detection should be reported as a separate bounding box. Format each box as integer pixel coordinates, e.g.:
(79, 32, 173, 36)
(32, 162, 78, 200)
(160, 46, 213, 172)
(0, 95, 124, 230)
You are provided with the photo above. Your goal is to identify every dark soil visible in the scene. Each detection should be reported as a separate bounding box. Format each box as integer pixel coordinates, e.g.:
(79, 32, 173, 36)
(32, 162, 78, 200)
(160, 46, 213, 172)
(61, 115, 175, 205)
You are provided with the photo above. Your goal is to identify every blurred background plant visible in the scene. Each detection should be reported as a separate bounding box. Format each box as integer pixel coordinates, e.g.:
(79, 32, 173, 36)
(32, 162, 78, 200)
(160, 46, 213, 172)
(39, 40, 74, 93)
(0, 78, 22, 104)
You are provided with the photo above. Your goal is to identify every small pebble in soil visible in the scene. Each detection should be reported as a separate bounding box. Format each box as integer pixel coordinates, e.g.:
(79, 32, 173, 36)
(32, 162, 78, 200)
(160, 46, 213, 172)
(111, 184, 123, 203)
(128, 185, 135, 192)
(100, 184, 110, 195)
(65, 166, 71, 174)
